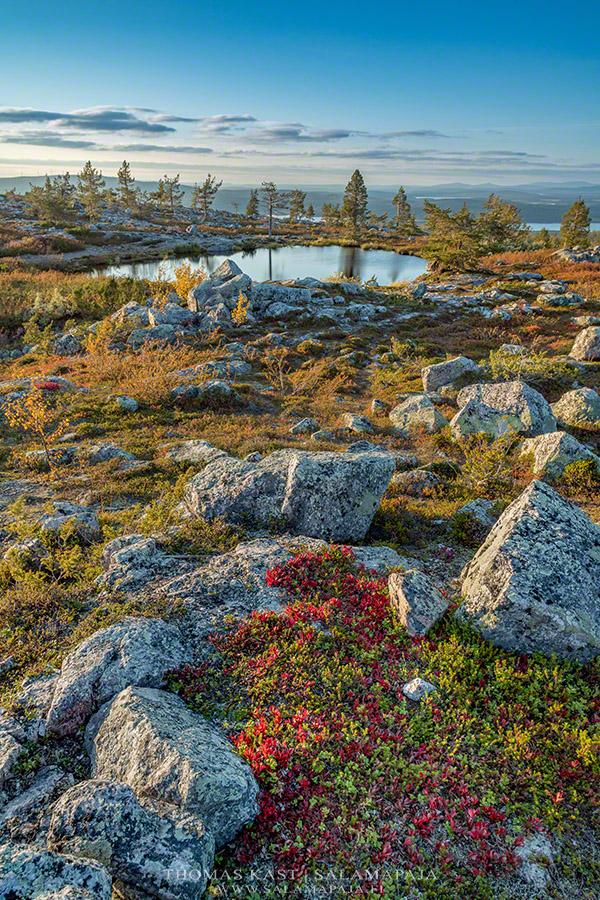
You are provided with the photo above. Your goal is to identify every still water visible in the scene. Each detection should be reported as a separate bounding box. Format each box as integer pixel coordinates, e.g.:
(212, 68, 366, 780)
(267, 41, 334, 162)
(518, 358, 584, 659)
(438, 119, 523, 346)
(94, 245, 428, 285)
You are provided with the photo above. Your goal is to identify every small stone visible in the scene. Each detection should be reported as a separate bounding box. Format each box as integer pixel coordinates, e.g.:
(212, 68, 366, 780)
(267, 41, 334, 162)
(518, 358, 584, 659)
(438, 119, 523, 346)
(310, 430, 335, 442)
(520, 431, 600, 480)
(515, 833, 554, 891)
(421, 355, 480, 391)
(0, 730, 23, 784)
(392, 469, 441, 498)
(389, 394, 449, 435)
(552, 387, 600, 430)
(370, 398, 389, 414)
(456, 381, 556, 437)
(569, 327, 600, 361)
(39, 502, 101, 543)
(388, 569, 449, 636)
(339, 413, 374, 434)
(289, 417, 319, 435)
(116, 396, 138, 413)
(402, 678, 437, 701)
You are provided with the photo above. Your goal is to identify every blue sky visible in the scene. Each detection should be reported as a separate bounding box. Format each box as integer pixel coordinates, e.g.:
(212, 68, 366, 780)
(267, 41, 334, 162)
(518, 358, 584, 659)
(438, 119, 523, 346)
(0, 0, 598, 184)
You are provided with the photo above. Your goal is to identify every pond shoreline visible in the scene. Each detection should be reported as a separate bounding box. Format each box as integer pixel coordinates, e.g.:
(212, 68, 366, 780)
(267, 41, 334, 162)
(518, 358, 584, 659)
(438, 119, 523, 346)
(13, 233, 428, 276)
(90, 243, 429, 285)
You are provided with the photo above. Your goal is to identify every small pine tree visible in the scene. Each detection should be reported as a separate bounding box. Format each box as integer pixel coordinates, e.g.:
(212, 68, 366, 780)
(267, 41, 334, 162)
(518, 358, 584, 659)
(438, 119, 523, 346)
(25, 174, 76, 224)
(192, 174, 223, 221)
(164, 174, 184, 218)
(261, 182, 290, 238)
(306, 203, 314, 220)
(245, 189, 259, 218)
(151, 174, 184, 218)
(321, 202, 341, 228)
(538, 227, 553, 249)
(150, 178, 168, 213)
(340, 169, 369, 238)
(117, 160, 136, 211)
(560, 198, 591, 248)
(423, 199, 482, 272)
(476, 193, 529, 252)
(288, 189, 307, 223)
(77, 161, 105, 223)
(392, 186, 419, 235)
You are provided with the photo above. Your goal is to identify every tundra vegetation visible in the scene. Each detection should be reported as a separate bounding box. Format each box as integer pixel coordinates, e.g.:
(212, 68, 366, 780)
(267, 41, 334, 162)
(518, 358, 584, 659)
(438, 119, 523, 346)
(0, 171, 598, 900)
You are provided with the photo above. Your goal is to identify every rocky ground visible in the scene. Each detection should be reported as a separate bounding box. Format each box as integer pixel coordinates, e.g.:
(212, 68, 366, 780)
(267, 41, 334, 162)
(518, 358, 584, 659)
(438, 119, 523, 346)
(0, 246, 599, 899)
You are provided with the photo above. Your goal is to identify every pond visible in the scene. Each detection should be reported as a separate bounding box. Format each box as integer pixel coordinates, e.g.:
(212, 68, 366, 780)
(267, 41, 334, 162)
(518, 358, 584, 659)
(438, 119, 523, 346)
(94, 245, 428, 285)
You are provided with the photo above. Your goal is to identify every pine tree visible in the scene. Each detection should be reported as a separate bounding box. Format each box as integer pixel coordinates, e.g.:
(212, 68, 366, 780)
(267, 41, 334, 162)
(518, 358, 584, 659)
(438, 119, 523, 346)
(151, 174, 184, 218)
(538, 227, 553, 249)
(25, 178, 58, 224)
(423, 199, 482, 272)
(260, 182, 290, 238)
(25, 174, 77, 224)
(306, 203, 314, 220)
(149, 178, 168, 213)
(164, 174, 184, 217)
(368, 211, 388, 232)
(76, 162, 105, 223)
(192, 173, 223, 221)
(321, 202, 341, 228)
(392, 186, 419, 235)
(340, 169, 368, 238)
(288, 189, 307, 223)
(245, 189, 259, 218)
(191, 183, 201, 214)
(117, 160, 136, 210)
(476, 193, 529, 252)
(54, 172, 76, 206)
(560, 198, 591, 248)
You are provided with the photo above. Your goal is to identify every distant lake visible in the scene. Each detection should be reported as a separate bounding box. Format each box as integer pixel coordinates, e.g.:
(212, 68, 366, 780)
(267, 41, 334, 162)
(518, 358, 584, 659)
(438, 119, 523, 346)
(528, 223, 600, 231)
(94, 245, 428, 285)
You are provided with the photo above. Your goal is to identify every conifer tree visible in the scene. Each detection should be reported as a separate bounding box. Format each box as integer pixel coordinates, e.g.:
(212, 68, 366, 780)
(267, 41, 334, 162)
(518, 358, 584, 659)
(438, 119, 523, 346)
(260, 182, 290, 238)
(151, 174, 184, 218)
(321, 202, 341, 228)
(340, 169, 369, 238)
(117, 160, 136, 210)
(76, 161, 105, 222)
(306, 203, 314, 220)
(288, 189, 307, 223)
(392, 186, 419, 235)
(476, 193, 529, 252)
(192, 173, 223, 221)
(25, 175, 75, 223)
(422, 199, 482, 272)
(245, 189, 259, 218)
(560, 198, 591, 248)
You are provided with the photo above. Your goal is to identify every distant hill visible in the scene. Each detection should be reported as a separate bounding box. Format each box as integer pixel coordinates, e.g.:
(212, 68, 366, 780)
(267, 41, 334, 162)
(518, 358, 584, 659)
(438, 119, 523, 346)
(1, 176, 599, 224)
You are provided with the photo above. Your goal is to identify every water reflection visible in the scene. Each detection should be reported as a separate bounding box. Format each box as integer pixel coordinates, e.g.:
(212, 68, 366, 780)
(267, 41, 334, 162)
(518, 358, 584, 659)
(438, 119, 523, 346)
(94, 244, 427, 286)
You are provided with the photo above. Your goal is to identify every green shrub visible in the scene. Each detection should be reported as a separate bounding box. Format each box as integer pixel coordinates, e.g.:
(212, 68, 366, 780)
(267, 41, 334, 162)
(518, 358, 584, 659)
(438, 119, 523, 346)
(561, 459, 600, 494)
(488, 347, 576, 390)
(449, 510, 487, 548)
